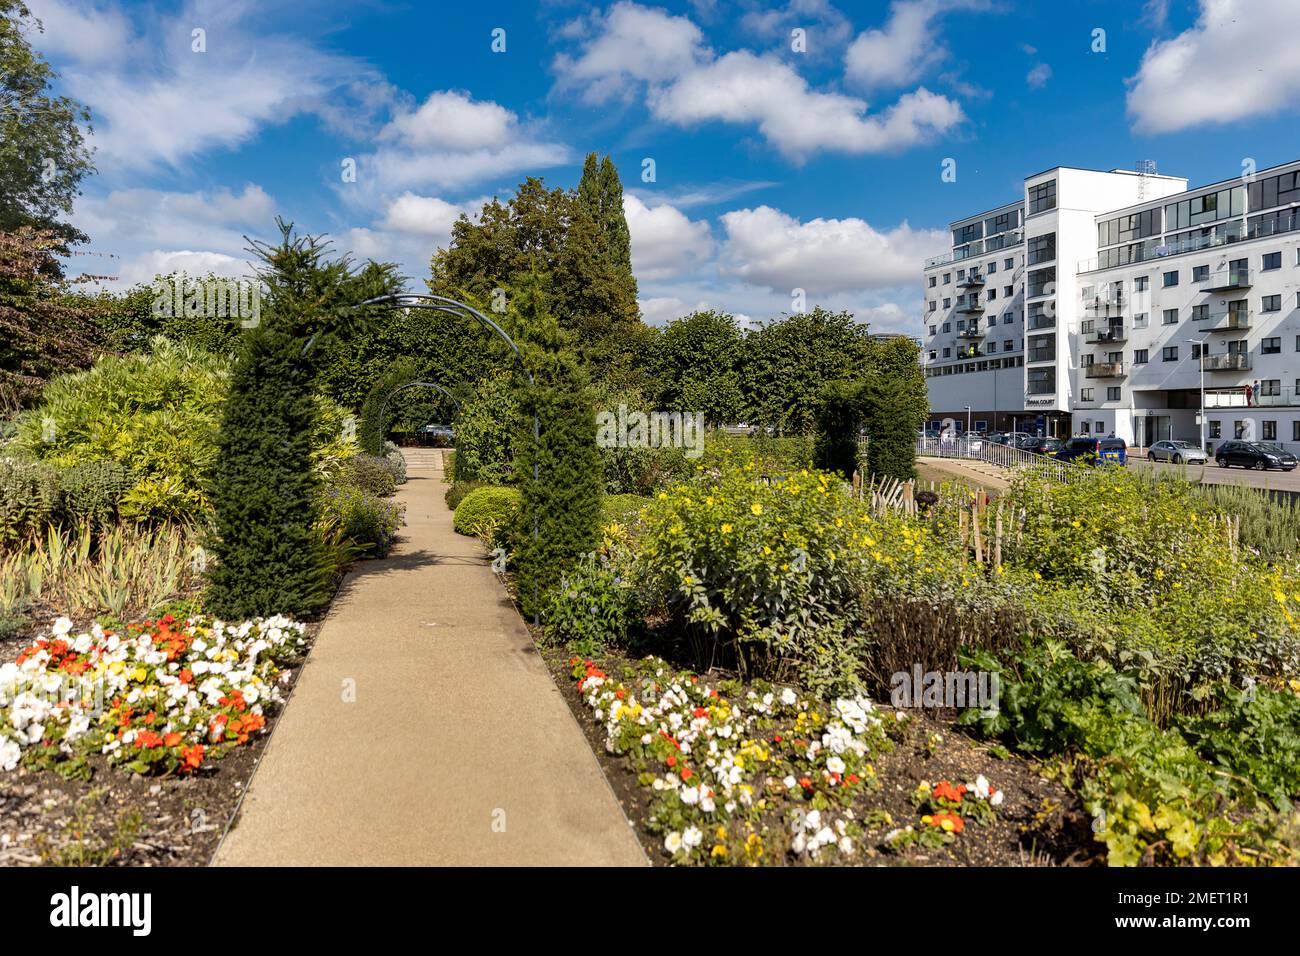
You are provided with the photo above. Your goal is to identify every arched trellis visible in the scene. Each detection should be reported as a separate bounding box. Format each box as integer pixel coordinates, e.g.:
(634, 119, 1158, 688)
(374, 380, 461, 443)
(311, 293, 542, 617)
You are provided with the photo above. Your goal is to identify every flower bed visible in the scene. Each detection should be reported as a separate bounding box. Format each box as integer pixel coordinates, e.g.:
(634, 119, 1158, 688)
(0, 614, 306, 779)
(558, 653, 1075, 866)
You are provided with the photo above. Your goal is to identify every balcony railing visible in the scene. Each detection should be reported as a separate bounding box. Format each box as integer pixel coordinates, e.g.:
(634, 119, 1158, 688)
(957, 324, 986, 339)
(1201, 269, 1253, 293)
(957, 273, 986, 289)
(956, 299, 985, 314)
(1086, 325, 1127, 344)
(1204, 353, 1251, 371)
(1205, 387, 1298, 408)
(1085, 362, 1125, 378)
(1028, 316, 1056, 330)
(1200, 309, 1251, 331)
(1027, 347, 1055, 363)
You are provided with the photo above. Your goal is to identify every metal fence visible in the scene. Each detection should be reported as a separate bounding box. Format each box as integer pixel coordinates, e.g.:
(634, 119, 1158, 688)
(916, 437, 1080, 483)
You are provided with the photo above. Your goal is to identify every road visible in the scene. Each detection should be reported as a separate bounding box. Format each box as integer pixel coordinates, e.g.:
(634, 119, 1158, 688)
(1128, 456, 1300, 493)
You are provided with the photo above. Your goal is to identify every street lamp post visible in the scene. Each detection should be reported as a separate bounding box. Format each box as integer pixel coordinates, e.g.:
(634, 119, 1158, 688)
(964, 405, 972, 436)
(1186, 337, 1206, 451)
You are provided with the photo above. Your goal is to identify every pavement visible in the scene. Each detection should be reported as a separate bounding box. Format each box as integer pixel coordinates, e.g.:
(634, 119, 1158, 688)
(212, 448, 647, 867)
(1128, 456, 1300, 494)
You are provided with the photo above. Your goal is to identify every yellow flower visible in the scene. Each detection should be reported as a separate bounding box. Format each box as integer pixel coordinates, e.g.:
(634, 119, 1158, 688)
(711, 844, 728, 858)
(750, 502, 763, 516)
(721, 523, 733, 534)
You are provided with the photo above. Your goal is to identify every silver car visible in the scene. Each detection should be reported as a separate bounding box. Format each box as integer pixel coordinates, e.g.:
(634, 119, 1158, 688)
(1148, 439, 1208, 465)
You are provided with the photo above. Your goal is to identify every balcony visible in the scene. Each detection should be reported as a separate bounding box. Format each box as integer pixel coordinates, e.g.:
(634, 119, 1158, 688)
(1206, 386, 1298, 408)
(1201, 309, 1251, 332)
(955, 299, 985, 314)
(957, 324, 986, 339)
(1201, 269, 1253, 293)
(1027, 348, 1055, 363)
(1204, 353, 1251, 371)
(1085, 362, 1125, 379)
(957, 273, 986, 290)
(1086, 324, 1127, 344)
(1028, 316, 1056, 331)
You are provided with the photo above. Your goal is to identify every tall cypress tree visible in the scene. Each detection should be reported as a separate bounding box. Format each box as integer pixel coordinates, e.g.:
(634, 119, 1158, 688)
(575, 152, 637, 311)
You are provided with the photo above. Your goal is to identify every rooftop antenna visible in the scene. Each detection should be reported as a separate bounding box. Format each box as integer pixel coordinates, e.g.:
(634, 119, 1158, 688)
(1136, 159, 1157, 201)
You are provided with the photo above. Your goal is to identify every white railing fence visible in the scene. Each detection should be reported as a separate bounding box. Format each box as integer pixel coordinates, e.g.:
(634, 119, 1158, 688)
(916, 437, 1080, 484)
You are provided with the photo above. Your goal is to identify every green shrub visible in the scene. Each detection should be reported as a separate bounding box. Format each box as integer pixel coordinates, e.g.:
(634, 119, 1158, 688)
(57, 460, 133, 528)
(358, 358, 421, 456)
(206, 327, 333, 619)
(320, 483, 405, 557)
(543, 550, 638, 654)
(453, 486, 520, 538)
(0, 457, 61, 546)
(343, 454, 397, 498)
(452, 374, 518, 484)
(14, 338, 228, 523)
(813, 380, 864, 480)
(445, 480, 487, 511)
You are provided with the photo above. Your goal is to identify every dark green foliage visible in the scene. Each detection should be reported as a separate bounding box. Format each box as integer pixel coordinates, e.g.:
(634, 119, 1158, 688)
(320, 481, 404, 558)
(0, 0, 95, 242)
(741, 308, 873, 434)
(650, 310, 743, 425)
(862, 373, 923, 481)
(543, 552, 638, 655)
(509, 281, 603, 618)
(205, 326, 332, 618)
(343, 454, 397, 498)
(813, 380, 864, 480)
(452, 486, 521, 537)
(358, 358, 421, 456)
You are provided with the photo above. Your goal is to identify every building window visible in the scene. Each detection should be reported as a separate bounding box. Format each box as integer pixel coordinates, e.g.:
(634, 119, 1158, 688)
(1263, 337, 1281, 354)
(1163, 346, 1178, 361)
(1004, 286, 1013, 297)
(1003, 314, 1013, 324)
(930, 325, 937, 335)
(1027, 232, 1056, 265)
(1263, 294, 1281, 312)
(1135, 276, 1149, 292)
(1107, 387, 1121, 401)
(1209, 420, 1222, 439)
(1004, 257, 1015, 270)
(1294, 421, 1300, 442)
(1191, 343, 1204, 359)
(928, 276, 937, 287)
(1080, 388, 1094, 402)
(1163, 271, 1180, 287)
(988, 341, 997, 353)
(1028, 267, 1055, 297)
(943, 273, 951, 284)
(1192, 265, 1209, 282)
(988, 288, 997, 300)
(928, 351, 937, 361)
(1191, 304, 1209, 321)
(1004, 339, 1014, 351)
(1163, 308, 1179, 325)
(1264, 421, 1278, 440)
(942, 322, 951, 332)
(1134, 349, 1148, 364)
(957, 319, 966, 331)
(1261, 379, 1281, 396)
(1028, 179, 1057, 214)
(943, 298, 951, 309)
(1133, 312, 1148, 329)
(1263, 251, 1282, 270)
(942, 348, 951, 358)
(987, 261, 998, 274)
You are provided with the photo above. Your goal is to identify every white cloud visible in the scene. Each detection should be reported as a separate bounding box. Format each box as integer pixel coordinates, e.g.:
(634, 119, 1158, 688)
(844, 0, 987, 91)
(378, 193, 470, 239)
(740, 0, 853, 52)
(638, 295, 693, 325)
(553, 1, 709, 102)
(556, 2, 963, 159)
(1128, 0, 1300, 134)
(718, 205, 947, 293)
(652, 51, 963, 160)
(624, 194, 715, 280)
(379, 92, 516, 152)
(25, 0, 132, 63)
(109, 250, 250, 287)
(1026, 63, 1051, 89)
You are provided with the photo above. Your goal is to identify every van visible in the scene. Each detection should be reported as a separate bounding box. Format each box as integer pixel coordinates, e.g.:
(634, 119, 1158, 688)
(1057, 436, 1127, 466)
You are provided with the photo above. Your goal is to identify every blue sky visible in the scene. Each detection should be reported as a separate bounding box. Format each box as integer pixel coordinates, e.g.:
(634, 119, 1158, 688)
(26, 0, 1300, 331)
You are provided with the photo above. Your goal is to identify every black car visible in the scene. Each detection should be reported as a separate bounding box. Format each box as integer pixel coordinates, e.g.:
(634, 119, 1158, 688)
(1214, 440, 1298, 471)
(1024, 437, 1063, 456)
(1055, 436, 1128, 466)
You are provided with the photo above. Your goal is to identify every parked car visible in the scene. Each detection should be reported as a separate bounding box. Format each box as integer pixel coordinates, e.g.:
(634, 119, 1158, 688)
(1024, 437, 1063, 456)
(1214, 440, 1298, 471)
(1056, 436, 1127, 466)
(1148, 439, 1208, 465)
(417, 423, 454, 447)
(985, 431, 1010, 446)
(1011, 433, 1041, 450)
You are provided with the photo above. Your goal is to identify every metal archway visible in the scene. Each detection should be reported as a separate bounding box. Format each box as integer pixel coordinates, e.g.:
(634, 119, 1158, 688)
(328, 294, 542, 618)
(375, 380, 461, 443)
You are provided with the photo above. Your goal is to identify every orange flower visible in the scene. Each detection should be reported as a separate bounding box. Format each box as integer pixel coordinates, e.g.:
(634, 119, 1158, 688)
(163, 732, 182, 747)
(924, 811, 964, 833)
(179, 744, 204, 772)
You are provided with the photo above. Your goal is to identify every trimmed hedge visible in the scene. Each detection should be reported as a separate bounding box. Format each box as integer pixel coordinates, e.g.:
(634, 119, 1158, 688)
(452, 486, 520, 538)
(445, 480, 487, 511)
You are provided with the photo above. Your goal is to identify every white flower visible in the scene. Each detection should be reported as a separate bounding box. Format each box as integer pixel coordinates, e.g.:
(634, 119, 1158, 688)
(51, 617, 73, 638)
(838, 836, 854, 855)
(0, 737, 20, 771)
(991, 789, 1004, 807)
(682, 826, 703, 848)
(826, 756, 846, 775)
(664, 832, 683, 854)
(700, 795, 716, 813)
(783, 775, 797, 790)
(680, 786, 700, 806)
(780, 688, 797, 706)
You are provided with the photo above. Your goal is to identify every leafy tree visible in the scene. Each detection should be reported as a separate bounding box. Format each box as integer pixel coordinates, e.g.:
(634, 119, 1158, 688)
(862, 368, 925, 482)
(358, 357, 421, 456)
(650, 310, 743, 425)
(576, 153, 634, 279)
(0, 228, 101, 412)
(509, 278, 602, 618)
(741, 307, 872, 434)
(452, 373, 519, 484)
(813, 380, 865, 480)
(0, 0, 95, 243)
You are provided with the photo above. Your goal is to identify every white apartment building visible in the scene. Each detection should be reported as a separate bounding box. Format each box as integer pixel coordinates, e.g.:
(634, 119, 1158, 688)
(921, 159, 1300, 451)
